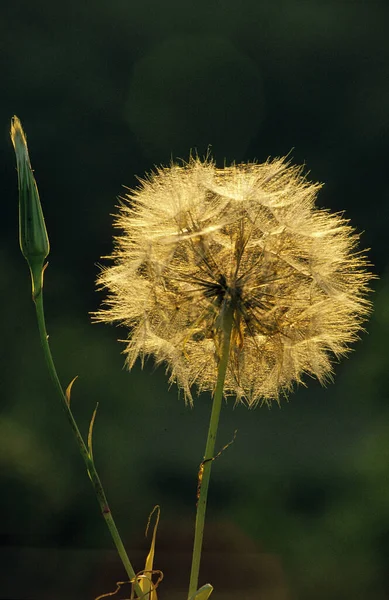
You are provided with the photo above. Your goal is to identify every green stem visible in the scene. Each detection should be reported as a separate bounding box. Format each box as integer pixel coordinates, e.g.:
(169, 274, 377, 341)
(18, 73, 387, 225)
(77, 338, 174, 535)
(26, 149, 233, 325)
(33, 283, 143, 599)
(188, 305, 234, 599)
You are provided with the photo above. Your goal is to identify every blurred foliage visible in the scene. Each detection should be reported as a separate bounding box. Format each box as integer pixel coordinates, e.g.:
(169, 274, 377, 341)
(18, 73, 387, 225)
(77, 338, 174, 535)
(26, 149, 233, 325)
(1, 0, 389, 598)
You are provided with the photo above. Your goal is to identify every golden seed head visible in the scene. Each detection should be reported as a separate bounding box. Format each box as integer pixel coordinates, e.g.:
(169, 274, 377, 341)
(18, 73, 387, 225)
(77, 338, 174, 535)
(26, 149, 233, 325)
(95, 157, 373, 406)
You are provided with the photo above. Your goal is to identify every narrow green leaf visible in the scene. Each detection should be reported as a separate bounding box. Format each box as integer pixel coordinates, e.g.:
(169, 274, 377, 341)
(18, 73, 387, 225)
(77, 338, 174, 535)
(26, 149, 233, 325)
(188, 583, 213, 600)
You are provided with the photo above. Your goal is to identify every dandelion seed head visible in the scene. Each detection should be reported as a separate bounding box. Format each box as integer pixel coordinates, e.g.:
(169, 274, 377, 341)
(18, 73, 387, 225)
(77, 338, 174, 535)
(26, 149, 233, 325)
(95, 157, 373, 406)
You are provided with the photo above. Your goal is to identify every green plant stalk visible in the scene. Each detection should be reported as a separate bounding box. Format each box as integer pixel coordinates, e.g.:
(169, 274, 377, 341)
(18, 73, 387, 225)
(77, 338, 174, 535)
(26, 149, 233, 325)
(33, 283, 143, 599)
(188, 304, 234, 599)
(11, 116, 143, 598)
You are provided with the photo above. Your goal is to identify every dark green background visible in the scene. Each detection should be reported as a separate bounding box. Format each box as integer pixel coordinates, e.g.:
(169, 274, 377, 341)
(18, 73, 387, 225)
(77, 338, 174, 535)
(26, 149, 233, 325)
(1, 1, 389, 599)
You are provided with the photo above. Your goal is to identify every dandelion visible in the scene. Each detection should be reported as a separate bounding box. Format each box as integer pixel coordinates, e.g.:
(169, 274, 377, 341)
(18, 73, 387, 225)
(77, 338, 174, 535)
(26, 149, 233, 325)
(95, 156, 372, 406)
(95, 155, 372, 597)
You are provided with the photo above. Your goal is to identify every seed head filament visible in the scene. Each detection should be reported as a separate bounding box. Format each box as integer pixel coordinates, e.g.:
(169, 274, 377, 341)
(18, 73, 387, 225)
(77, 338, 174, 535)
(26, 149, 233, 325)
(95, 157, 372, 406)
(178, 217, 288, 359)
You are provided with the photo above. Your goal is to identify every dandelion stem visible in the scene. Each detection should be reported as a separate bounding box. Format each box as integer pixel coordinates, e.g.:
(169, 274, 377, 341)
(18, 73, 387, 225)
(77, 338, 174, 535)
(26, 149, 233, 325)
(188, 304, 234, 599)
(33, 284, 143, 599)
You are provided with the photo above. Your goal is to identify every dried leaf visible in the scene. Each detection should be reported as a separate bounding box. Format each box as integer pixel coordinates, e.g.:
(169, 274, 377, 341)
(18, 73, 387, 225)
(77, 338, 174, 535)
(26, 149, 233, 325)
(137, 505, 161, 600)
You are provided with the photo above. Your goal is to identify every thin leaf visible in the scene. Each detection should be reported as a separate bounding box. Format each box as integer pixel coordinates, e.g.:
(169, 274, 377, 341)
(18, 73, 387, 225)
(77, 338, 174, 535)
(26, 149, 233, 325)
(65, 375, 78, 407)
(188, 583, 214, 600)
(197, 430, 238, 503)
(88, 402, 99, 460)
(137, 505, 161, 600)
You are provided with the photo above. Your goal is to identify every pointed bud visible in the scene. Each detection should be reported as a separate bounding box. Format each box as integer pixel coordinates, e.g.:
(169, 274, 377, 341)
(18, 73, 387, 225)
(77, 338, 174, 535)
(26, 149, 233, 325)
(10, 116, 50, 299)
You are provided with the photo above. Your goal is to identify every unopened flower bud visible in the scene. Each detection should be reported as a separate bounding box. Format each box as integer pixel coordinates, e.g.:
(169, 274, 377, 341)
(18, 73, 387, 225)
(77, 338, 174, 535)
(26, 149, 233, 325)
(11, 116, 50, 298)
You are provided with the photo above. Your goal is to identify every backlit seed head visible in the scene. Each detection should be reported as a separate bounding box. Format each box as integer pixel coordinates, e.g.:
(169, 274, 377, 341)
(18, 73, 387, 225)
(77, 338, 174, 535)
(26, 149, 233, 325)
(95, 157, 372, 406)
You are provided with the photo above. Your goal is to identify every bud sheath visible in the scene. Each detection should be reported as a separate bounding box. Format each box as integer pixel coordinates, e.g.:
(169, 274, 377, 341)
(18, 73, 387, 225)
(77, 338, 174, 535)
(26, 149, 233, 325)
(11, 116, 50, 298)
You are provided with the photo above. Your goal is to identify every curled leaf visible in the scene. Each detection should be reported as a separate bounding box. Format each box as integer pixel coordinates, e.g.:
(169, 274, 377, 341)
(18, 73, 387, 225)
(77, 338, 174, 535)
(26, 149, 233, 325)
(95, 580, 130, 600)
(88, 402, 99, 460)
(134, 570, 163, 600)
(65, 375, 78, 407)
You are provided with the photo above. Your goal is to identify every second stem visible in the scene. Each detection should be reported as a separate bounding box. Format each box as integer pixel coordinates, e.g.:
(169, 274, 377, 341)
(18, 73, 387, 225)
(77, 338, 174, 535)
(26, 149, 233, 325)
(33, 286, 143, 599)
